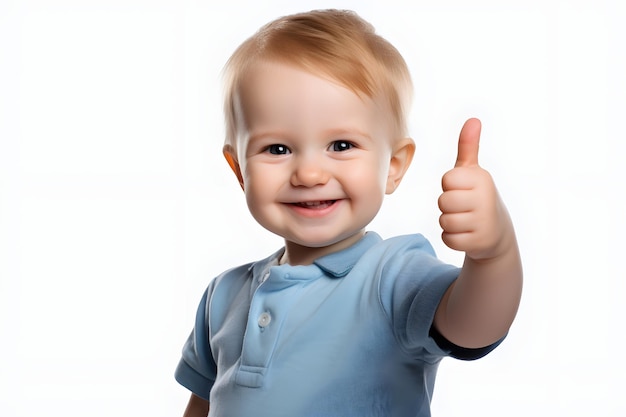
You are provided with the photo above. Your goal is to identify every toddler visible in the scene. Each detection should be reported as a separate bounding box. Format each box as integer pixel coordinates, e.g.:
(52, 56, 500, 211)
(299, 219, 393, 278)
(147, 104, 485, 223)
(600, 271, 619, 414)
(175, 9, 522, 417)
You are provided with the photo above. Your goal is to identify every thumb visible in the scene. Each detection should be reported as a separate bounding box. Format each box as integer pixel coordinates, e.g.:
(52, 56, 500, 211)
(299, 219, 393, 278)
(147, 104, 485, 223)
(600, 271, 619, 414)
(455, 118, 482, 167)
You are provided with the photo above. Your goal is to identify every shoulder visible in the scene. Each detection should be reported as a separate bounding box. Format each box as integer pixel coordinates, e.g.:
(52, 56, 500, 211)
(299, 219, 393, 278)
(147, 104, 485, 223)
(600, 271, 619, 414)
(199, 249, 283, 315)
(351, 233, 459, 314)
(379, 233, 436, 255)
(357, 233, 440, 271)
(359, 232, 459, 284)
(211, 249, 282, 288)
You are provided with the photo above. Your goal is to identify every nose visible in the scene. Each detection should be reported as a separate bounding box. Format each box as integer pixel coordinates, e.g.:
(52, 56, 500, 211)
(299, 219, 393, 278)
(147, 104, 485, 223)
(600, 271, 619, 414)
(290, 155, 330, 187)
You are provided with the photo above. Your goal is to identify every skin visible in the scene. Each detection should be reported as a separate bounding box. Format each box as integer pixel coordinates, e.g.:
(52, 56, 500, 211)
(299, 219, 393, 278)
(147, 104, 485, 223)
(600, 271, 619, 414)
(183, 62, 522, 416)
(183, 394, 209, 417)
(224, 61, 415, 266)
(435, 118, 523, 348)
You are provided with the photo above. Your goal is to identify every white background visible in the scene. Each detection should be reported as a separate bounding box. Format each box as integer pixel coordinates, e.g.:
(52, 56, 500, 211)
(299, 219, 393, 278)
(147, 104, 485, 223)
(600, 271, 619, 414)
(1, 0, 624, 415)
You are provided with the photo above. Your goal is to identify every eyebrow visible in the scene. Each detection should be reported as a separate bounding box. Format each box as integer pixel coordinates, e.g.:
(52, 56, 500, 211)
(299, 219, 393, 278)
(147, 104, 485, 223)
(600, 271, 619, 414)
(323, 128, 374, 142)
(248, 128, 374, 144)
(247, 130, 291, 143)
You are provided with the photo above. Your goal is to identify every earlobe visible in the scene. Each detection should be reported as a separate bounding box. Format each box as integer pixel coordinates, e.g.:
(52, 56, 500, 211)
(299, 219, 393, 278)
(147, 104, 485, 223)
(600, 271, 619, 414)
(385, 138, 415, 194)
(223, 145, 245, 190)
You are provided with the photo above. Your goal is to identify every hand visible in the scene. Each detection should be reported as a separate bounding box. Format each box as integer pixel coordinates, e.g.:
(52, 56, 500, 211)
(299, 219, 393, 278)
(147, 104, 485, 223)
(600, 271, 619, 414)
(438, 118, 510, 260)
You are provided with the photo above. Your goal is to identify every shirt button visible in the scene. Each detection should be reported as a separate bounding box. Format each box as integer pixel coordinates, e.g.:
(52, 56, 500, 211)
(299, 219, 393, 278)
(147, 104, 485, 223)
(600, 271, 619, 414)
(258, 312, 272, 328)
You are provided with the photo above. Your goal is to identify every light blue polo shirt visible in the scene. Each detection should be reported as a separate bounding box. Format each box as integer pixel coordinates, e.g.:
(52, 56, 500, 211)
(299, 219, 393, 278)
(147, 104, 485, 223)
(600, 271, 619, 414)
(175, 232, 501, 417)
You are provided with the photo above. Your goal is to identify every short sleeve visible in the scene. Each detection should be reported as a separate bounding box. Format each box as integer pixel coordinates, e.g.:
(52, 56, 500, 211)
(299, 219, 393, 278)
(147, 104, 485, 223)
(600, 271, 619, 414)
(174, 288, 217, 400)
(378, 235, 460, 361)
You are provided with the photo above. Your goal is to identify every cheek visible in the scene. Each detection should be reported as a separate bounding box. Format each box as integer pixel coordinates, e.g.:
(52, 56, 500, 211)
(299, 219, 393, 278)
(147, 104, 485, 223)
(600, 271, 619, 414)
(351, 156, 390, 186)
(242, 164, 278, 203)
(243, 176, 270, 224)
(342, 164, 389, 202)
(241, 162, 261, 190)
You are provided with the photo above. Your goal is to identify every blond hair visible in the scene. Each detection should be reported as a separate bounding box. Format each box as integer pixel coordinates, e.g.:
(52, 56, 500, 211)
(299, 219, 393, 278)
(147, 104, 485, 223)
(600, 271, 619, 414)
(222, 9, 413, 149)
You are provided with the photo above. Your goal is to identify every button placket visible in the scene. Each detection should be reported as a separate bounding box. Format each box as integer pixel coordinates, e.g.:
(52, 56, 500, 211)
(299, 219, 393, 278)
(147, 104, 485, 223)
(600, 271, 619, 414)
(237, 269, 306, 387)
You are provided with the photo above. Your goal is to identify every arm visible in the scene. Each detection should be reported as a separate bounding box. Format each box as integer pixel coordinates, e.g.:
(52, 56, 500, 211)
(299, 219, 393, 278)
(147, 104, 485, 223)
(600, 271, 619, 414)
(183, 393, 210, 417)
(434, 118, 523, 348)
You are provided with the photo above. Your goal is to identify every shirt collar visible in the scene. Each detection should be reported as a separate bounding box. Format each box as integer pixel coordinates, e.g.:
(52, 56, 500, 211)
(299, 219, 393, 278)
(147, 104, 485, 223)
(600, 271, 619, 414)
(312, 232, 382, 278)
(251, 232, 382, 281)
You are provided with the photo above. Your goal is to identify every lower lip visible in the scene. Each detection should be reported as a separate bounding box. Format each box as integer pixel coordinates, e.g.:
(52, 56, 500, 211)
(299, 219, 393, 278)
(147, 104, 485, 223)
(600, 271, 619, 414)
(286, 200, 341, 218)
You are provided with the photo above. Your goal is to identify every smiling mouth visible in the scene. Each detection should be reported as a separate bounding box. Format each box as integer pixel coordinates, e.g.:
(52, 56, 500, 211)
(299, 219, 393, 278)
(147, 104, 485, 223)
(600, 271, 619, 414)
(290, 200, 337, 209)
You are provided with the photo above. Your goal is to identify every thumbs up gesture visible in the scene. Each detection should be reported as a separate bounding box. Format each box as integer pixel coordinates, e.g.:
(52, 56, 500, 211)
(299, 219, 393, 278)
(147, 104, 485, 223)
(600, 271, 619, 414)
(438, 118, 512, 261)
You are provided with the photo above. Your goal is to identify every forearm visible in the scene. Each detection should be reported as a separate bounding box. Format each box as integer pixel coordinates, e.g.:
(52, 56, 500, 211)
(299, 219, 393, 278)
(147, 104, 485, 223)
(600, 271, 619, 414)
(435, 232, 523, 348)
(183, 393, 210, 417)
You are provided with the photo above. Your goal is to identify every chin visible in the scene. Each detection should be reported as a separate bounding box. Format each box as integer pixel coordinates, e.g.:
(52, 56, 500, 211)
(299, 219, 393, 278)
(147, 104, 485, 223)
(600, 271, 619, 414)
(286, 230, 364, 249)
(285, 237, 339, 249)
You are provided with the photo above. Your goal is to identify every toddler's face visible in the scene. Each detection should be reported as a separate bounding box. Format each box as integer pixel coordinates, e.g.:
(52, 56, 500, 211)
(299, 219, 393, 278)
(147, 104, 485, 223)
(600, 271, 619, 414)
(228, 61, 408, 259)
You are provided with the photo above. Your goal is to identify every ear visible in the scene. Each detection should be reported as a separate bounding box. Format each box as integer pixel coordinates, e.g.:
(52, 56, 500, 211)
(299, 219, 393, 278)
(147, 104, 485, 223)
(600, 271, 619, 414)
(223, 144, 245, 191)
(385, 138, 415, 194)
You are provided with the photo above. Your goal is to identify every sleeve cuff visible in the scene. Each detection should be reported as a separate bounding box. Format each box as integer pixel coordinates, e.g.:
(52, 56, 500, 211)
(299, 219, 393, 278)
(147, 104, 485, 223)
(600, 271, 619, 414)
(429, 326, 505, 361)
(174, 358, 214, 401)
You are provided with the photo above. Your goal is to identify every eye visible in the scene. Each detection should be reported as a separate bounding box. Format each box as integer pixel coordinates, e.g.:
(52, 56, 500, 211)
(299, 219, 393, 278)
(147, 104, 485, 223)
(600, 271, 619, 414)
(330, 141, 354, 152)
(266, 144, 291, 155)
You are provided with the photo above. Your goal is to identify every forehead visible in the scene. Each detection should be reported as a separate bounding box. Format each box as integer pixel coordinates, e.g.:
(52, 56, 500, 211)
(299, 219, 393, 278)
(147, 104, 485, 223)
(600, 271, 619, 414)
(234, 61, 396, 139)
(240, 62, 363, 112)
